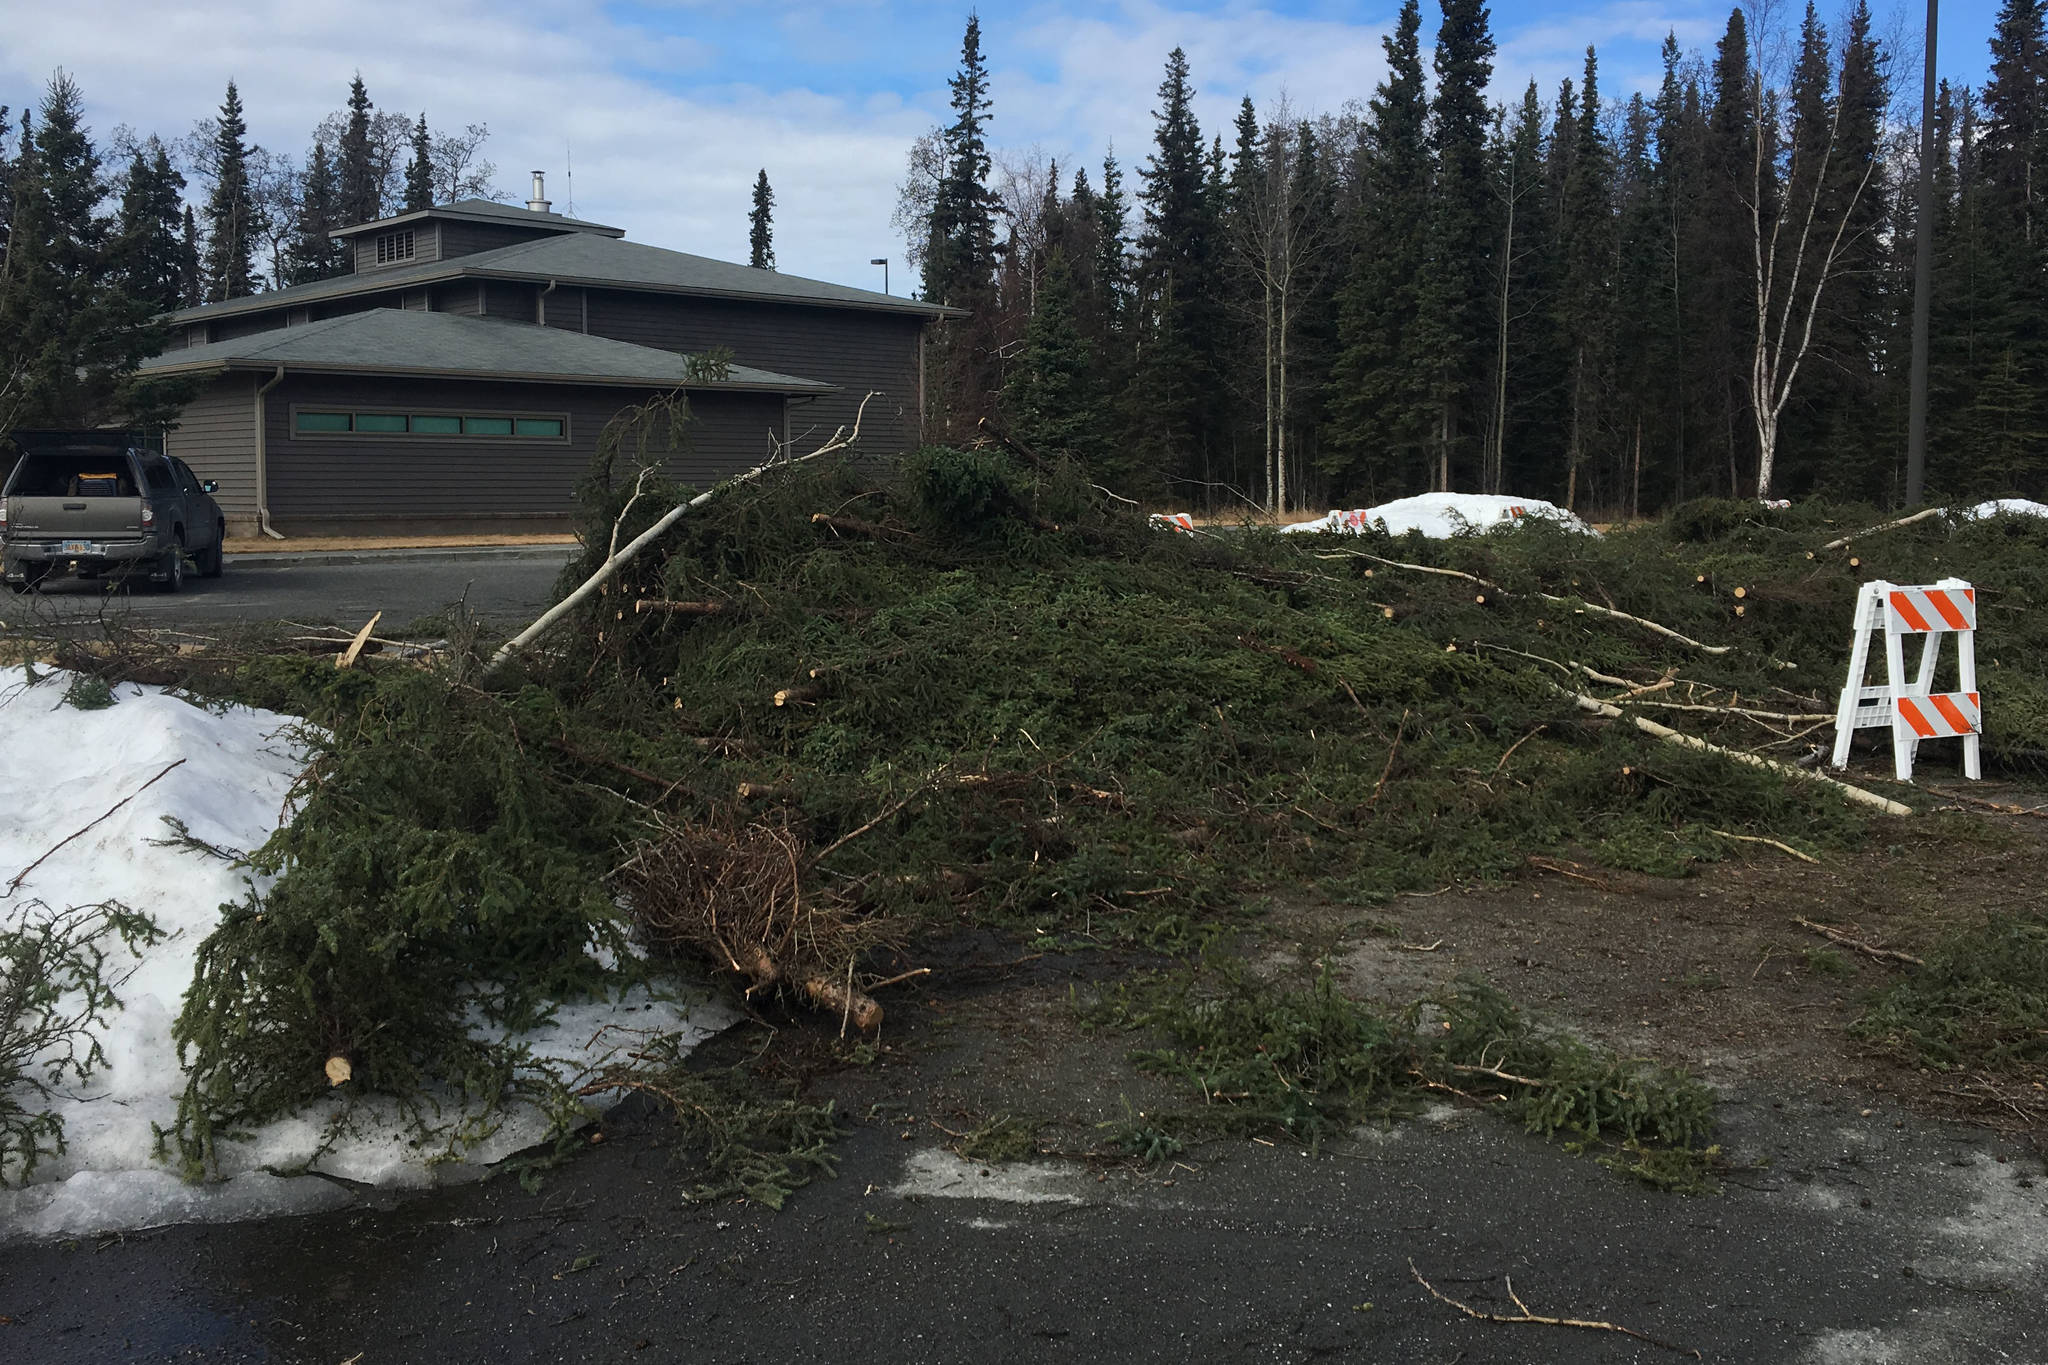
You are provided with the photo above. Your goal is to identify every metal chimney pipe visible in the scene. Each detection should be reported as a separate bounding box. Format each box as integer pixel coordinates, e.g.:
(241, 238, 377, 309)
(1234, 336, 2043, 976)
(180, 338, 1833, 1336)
(527, 171, 551, 214)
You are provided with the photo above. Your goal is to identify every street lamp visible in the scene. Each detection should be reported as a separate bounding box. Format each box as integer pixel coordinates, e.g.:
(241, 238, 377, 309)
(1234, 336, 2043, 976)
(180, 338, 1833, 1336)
(871, 258, 889, 295)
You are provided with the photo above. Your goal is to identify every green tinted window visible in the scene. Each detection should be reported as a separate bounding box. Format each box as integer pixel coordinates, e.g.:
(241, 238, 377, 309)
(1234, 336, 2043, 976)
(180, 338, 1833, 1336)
(463, 416, 514, 436)
(410, 414, 462, 434)
(354, 412, 408, 433)
(514, 418, 564, 438)
(296, 411, 351, 433)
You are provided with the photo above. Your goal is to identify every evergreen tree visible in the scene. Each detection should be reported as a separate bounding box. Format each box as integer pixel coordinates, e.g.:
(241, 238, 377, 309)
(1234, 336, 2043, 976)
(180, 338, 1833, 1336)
(1970, 0, 2047, 486)
(1980, 0, 2046, 242)
(1701, 7, 1759, 494)
(1093, 150, 1131, 346)
(287, 140, 345, 285)
(1612, 92, 1664, 514)
(1559, 46, 1613, 509)
(1652, 32, 1707, 501)
(1411, 0, 1498, 491)
(1789, 1, 1894, 497)
(0, 73, 163, 429)
(202, 80, 258, 302)
(114, 140, 186, 315)
(1489, 81, 1568, 499)
(179, 206, 202, 308)
(1324, 0, 1431, 495)
(923, 14, 1004, 433)
(1005, 251, 1105, 464)
(1131, 47, 1223, 498)
(403, 113, 434, 212)
(925, 14, 999, 309)
(336, 75, 382, 226)
(748, 169, 775, 269)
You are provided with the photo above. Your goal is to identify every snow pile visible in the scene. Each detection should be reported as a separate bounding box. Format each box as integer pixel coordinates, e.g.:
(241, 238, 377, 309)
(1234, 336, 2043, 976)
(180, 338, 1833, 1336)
(0, 670, 732, 1241)
(1956, 498, 2048, 522)
(1280, 492, 1594, 538)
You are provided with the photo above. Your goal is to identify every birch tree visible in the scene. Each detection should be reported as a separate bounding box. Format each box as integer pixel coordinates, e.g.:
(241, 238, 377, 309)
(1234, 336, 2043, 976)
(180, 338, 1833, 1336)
(1746, 0, 1881, 497)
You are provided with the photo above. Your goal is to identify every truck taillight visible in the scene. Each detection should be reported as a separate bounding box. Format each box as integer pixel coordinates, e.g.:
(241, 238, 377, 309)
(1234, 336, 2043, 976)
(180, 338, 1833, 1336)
(141, 504, 154, 526)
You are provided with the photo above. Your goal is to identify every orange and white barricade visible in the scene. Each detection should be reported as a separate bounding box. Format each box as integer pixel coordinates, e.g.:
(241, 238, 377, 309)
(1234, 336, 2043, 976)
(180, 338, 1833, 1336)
(1148, 512, 1195, 534)
(1830, 577, 1981, 782)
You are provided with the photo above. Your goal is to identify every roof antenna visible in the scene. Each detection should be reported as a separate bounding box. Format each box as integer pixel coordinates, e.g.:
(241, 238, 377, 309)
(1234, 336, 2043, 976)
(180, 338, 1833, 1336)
(565, 143, 575, 218)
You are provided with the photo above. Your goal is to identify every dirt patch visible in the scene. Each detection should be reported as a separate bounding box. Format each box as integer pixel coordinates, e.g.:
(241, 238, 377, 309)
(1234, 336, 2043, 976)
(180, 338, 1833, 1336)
(729, 791, 2047, 1165)
(1266, 789, 2048, 1135)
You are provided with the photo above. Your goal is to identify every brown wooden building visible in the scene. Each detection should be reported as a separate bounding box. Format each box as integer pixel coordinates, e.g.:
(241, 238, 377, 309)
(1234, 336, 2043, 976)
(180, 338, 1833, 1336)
(142, 191, 950, 535)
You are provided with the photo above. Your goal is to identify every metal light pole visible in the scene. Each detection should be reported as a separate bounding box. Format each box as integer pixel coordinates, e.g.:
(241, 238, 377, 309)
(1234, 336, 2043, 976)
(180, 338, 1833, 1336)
(1906, 0, 1937, 507)
(871, 258, 889, 295)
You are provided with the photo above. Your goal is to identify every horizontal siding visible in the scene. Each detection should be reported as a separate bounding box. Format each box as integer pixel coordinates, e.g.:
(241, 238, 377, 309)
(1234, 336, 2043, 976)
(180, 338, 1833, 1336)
(213, 312, 289, 342)
(310, 292, 405, 322)
(481, 280, 536, 321)
(263, 374, 785, 523)
(432, 282, 482, 316)
(540, 285, 587, 331)
(164, 374, 258, 519)
(582, 290, 923, 455)
(439, 220, 560, 259)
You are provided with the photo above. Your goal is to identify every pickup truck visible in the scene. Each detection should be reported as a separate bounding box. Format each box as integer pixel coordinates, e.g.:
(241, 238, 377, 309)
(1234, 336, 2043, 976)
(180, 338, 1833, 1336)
(2, 442, 226, 592)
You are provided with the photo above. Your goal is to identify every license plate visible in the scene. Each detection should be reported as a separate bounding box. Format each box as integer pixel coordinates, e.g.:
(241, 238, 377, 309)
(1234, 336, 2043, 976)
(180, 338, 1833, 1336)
(61, 540, 98, 556)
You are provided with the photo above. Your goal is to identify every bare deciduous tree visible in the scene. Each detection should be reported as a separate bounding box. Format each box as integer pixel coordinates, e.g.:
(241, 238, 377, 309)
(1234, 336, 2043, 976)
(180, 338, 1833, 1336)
(1225, 102, 1341, 514)
(1745, 0, 1880, 498)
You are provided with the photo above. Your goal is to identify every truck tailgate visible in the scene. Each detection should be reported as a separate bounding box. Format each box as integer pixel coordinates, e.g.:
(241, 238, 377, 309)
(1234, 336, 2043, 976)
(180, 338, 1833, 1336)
(5, 494, 146, 541)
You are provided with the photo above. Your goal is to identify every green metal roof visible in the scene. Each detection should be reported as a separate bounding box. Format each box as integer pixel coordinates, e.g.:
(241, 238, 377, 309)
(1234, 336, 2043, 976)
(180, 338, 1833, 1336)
(141, 308, 835, 393)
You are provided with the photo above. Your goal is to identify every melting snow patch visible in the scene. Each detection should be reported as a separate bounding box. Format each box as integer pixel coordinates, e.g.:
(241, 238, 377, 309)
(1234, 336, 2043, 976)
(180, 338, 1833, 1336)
(1280, 493, 1595, 539)
(0, 669, 732, 1241)
(1956, 498, 2048, 522)
(894, 1148, 1084, 1205)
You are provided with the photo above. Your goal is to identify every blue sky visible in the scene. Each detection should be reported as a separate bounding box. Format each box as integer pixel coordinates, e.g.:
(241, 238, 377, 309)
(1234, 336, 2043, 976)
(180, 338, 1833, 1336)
(3, 1, 2011, 289)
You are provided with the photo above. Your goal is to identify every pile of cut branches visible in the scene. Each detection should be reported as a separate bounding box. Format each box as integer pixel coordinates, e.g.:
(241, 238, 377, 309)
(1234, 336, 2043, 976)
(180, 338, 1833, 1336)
(126, 394, 2048, 1172)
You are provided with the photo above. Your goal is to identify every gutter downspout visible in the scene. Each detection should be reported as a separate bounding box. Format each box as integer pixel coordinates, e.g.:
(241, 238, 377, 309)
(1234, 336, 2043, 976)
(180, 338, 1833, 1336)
(538, 277, 557, 327)
(254, 365, 287, 539)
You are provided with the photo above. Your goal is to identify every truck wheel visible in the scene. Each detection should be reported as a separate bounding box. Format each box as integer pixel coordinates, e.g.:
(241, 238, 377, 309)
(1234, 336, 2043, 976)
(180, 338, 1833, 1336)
(199, 523, 225, 578)
(160, 536, 186, 593)
(9, 563, 50, 593)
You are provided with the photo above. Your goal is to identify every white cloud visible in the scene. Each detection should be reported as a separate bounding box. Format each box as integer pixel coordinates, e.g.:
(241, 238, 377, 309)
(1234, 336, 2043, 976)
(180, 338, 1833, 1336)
(1, 0, 1766, 293)
(2, 0, 928, 287)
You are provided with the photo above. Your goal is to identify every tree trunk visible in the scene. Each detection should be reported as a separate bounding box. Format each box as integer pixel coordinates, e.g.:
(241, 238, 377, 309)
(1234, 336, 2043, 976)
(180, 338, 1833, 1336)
(1277, 287, 1290, 516)
(1491, 176, 1515, 496)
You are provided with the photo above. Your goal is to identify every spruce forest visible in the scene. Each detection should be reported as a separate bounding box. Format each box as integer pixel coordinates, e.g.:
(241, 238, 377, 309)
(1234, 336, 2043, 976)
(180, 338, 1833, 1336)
(907, 2, 2048, 515)
(0, 71, 495, 434)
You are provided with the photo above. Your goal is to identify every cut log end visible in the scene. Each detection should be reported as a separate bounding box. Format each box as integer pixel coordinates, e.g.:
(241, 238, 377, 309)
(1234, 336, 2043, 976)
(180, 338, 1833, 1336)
(801, 975, 883, 1032)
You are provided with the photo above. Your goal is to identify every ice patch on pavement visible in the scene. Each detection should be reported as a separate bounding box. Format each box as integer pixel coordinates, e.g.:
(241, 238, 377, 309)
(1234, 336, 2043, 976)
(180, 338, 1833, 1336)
(1280, 493, 1595, 539)
(0, 670, 732, 1241)
(1925, 1153, 2048, 1280)
(3, 1168, 355, 1240)
(1804, 1327, 1906, 1364)
(894, 1148, 1084, 1205)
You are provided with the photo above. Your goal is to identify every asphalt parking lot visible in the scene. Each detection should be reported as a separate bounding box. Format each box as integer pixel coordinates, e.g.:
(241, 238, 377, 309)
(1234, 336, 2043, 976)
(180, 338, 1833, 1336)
(5, 545, 579, 631)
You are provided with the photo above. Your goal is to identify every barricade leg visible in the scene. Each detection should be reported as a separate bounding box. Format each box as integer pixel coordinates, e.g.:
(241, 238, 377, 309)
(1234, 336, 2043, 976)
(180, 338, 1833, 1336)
(1883, 624, 1915, 781)
(1831, 586, 1877, 770)
(1958, 623, 1983, 781)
